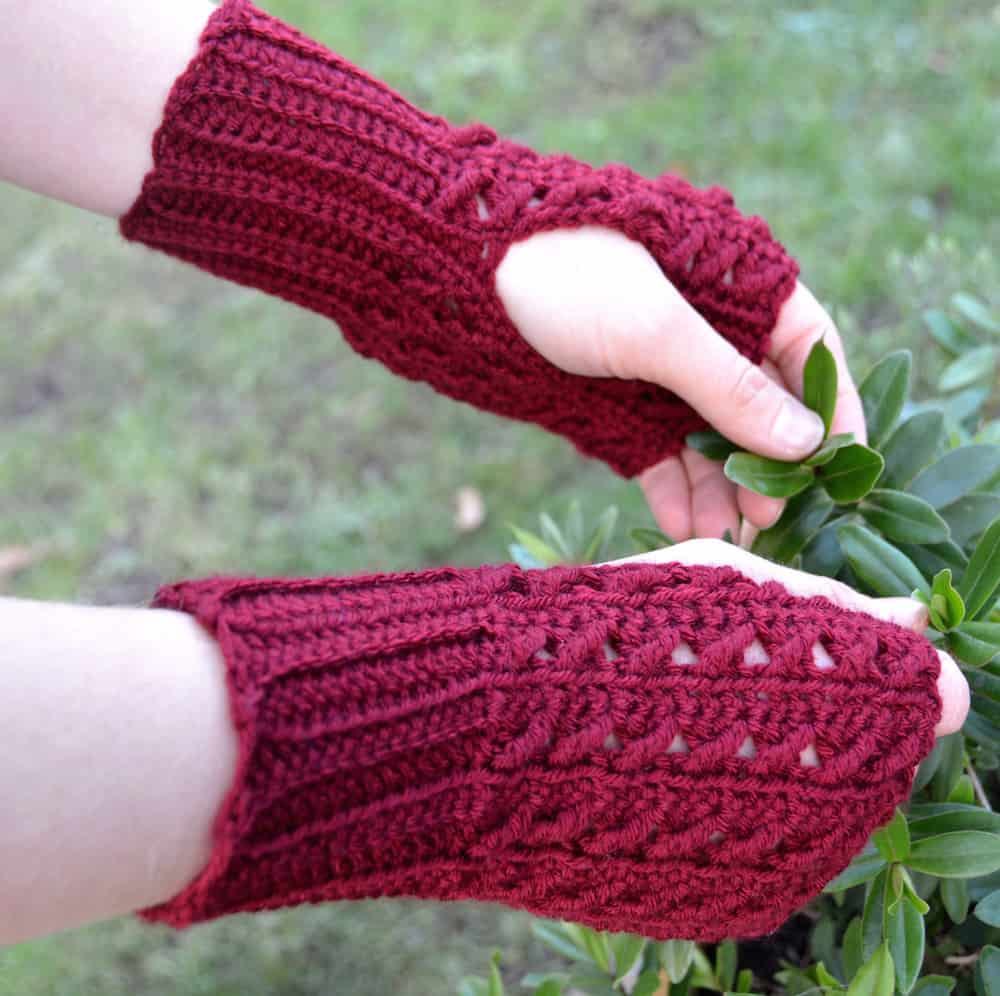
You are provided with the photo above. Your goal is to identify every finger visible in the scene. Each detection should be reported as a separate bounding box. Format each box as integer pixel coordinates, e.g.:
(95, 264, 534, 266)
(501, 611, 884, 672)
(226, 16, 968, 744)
(738, 519, 759, 549)
(642, 285, 826, 461)
(611, 539, 927, 629)
(680, 449, 740, 540)
(769, 282, 868, 445)
(638, 456, 693, 542)
(737, 487, 785, 532)
(935, 650, 970, 737)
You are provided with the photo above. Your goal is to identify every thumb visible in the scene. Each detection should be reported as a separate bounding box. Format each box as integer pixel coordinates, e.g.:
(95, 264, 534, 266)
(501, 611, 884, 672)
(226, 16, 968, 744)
(646, 291, 826, 461)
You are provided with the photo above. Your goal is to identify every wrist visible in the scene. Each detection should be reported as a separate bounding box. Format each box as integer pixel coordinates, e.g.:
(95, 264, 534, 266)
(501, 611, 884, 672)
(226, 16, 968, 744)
(0, 0, 214, 216)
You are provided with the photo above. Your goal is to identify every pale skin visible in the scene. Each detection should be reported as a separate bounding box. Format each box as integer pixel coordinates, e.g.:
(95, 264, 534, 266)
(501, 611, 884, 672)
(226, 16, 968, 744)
(0, 0, 971, 946)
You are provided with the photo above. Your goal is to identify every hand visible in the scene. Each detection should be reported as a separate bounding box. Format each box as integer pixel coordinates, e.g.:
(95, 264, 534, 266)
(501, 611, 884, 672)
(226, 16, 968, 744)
(497, 226, 866, 542)
(609, 538, 970, 739)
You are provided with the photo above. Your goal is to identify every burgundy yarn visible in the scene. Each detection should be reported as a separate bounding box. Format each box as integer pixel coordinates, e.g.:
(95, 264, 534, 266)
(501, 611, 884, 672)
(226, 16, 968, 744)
(119, 0, 799, 477)
(143, 562, 940, 939)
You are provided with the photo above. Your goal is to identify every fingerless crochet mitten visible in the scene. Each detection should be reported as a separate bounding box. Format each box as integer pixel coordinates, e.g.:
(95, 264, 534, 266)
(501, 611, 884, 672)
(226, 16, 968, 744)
(120, 0, 799, 477)
(145, 562, 939, 939)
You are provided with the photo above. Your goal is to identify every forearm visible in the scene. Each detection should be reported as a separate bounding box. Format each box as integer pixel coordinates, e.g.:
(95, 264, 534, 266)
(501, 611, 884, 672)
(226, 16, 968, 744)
(0, 0, 212, 216)
(0, 596, 237, 943)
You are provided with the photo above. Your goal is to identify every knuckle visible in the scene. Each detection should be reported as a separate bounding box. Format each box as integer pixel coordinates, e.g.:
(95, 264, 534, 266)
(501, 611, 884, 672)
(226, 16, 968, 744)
(729, 362, 774, 414)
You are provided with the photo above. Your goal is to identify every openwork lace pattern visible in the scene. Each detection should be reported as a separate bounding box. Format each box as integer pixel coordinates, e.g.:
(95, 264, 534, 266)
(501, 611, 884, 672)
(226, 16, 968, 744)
(120, 0, 799, 476)
(144, 562, 940, 939)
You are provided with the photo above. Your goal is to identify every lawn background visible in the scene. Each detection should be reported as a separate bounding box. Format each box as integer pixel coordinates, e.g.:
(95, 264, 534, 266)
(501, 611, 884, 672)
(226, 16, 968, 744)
(1, 0, 998, 992)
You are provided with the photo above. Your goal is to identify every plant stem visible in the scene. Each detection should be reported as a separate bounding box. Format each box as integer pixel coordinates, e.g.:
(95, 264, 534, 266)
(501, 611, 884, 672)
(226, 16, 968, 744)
(967, 761, 992, 811)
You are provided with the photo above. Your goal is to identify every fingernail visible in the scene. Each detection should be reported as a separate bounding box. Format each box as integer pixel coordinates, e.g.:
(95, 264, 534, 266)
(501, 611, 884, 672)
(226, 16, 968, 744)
(773, 400, 825, 454)
(935, 649, 970, 737)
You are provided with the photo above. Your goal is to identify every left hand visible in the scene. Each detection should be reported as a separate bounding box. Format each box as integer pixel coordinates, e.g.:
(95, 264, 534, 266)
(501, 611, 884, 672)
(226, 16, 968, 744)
(497, 226, 867, 543)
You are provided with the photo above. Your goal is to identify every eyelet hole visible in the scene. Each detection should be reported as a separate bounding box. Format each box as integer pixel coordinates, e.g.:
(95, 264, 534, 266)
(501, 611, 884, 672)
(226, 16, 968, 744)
(737, 736, 757, 759)
(667, 732, 689, 754)
(812, 642, 836, 671)
(742, 638, 770, 666)
(671, 641, 697, 665)
(799, 743, 821, 768)
(603, 732, 622, 752)
(475, 194, 491, 221)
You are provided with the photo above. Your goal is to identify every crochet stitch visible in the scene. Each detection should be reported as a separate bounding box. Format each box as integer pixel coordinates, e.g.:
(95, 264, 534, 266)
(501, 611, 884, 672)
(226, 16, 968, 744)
(120, 0, 799, 477)
(144, 562, 940, 939)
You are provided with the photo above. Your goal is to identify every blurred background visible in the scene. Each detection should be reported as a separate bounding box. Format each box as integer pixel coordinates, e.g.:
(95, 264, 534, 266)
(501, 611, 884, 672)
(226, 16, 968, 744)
(1, 0, 998, 992)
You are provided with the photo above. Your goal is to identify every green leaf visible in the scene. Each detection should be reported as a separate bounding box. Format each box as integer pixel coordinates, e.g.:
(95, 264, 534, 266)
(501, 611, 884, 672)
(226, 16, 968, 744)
(976, 944, 1000, 996)
(953, 292, 1000, 334)
(925, 569, 965, 632)
(660, 940, 696, 984)
(565, 500, 584, 552)
(899, 541, 968, 581)
(539, 513, 573, 561)
(609, 933, 647, 985)
(842, 917, 864, 983)
(907, 831, 1000, 878)
(686, 429, 739, 462)
(946, 385, 991, 426)
(859, 351, 911, 448)
(924, 309, 975, 354)
(715, 939, 737, 992)
(873, 809, 911, 862)
(815, 962, 843, 990)
(630, 527, 672, 553)
(825, 847, 888, 893)
(565, 974, 617, 996)
(532, 982, 564, 996)
(939, 345, 998, 392)
(751, 488, 834, 563)
(818, 445, 885, 503)
(488, 951, 505, 996)
(804, 337, 839, 435)
(532, 923, 593, 964)
(508, 543, 546, 570)
(910, 446, 1000, 509)
(630, 971, 662, 996)
(880, 411, 947, 489)
(802, 517, 848, 577)
(976, 889, 1000, 926)
(509, 526, 561, 567)
(562, 924, 610, 973)
(910, 976, 956, 996)
(838, 523, 928, 598)
(940, 876, 969, 924)
(886, 893, 924, 994)
(908, 803, 1000, 837)
(959, 516, 1000, 620)
(521, 973, 569, 990)
(859, 490, 950, 545)
(724, 453, 814, 499)
(847, 942, 894, 996)
(805, 432, 857, 467)
(965, 707, 1000, 748)
(861, 869, 889, 960)
(931, 732, 966, 802)
(941, 494, 1000, 548)
(581, 507, 618, 565)
(457, 979, 488, 996)
(912, 738, 946, 793)
(950, 625, 1000, 666)
(735, 967, 755, 993)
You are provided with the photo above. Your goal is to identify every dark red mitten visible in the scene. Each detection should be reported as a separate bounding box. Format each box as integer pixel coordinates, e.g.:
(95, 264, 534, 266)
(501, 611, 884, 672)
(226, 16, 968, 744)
(120, 0, 799, 477)
(144, 562, 938, 939)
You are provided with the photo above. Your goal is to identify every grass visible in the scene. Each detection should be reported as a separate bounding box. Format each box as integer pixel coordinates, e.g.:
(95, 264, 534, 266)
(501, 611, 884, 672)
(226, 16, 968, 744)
(1, 0, 998, 992)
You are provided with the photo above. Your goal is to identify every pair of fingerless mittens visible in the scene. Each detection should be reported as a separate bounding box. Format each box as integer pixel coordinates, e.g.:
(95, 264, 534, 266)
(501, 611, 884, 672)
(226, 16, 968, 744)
(144, 562, 940, 939)
(119, 0, 799, 477)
